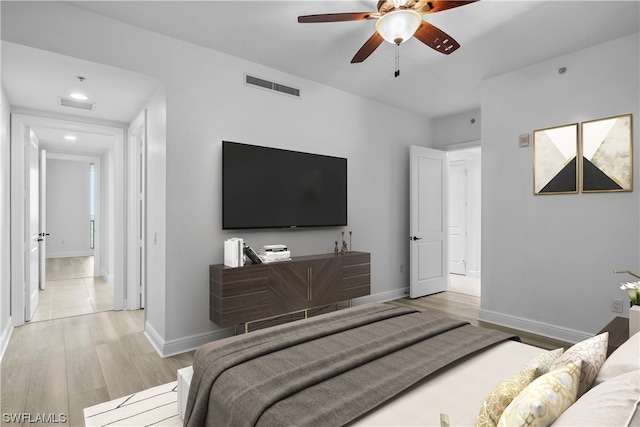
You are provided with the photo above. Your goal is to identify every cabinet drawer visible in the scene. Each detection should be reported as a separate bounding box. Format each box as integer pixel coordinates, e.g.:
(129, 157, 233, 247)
(210, 276, 269, 298)
(342, 284, 370, 300)
(210, 302, 271, 327)
(342, 252, 370, 267)
(210, 264, 268, 284)
(343, 273, 370, 290)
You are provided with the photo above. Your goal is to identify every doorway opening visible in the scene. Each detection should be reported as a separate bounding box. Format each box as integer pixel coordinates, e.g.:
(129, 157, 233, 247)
(33, 157, 113, 322)
(447, 147, 481, 297)
(10, 114, 127, 327)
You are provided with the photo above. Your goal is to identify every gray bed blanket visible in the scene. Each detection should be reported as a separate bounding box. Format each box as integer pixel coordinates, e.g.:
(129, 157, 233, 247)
(184, 303, 517, 427)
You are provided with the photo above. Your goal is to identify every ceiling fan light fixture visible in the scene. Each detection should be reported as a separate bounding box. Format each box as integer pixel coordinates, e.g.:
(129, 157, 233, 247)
(375, 9, 422, 45)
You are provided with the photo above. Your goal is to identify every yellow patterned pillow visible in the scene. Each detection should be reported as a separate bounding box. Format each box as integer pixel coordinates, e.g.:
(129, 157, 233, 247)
(497, 361, 581, 427)
(476, 369, 537, 427)
(550, 332, 608, 397)
(521, 348, 564, 377)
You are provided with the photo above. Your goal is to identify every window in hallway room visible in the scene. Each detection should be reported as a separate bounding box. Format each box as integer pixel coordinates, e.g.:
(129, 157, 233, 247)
(90, 162, 95, 250)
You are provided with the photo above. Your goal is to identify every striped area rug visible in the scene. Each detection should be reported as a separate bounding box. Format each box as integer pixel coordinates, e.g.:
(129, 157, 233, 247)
(84, 381, 182, 426)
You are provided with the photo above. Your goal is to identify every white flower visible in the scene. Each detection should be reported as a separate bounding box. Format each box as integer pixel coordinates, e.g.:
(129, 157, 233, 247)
(620, 281, 640, 305)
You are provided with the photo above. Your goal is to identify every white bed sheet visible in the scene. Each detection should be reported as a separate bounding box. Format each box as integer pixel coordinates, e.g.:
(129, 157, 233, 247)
(352, 340, 544, 427)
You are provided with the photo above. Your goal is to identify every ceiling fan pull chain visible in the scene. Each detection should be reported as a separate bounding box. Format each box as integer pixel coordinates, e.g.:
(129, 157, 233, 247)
(395, 43, 400, 77)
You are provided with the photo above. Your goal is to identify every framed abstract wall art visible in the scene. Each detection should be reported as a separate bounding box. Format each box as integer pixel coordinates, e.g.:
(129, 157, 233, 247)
(581, 113, 633, 192)
(533, 123, 579, 195)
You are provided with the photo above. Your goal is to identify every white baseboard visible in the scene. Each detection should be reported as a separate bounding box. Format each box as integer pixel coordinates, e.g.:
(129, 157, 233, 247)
(467, 270, 481, 279)
(478, 308, 591, 344)
(0, 317, 13, 364)
(46, 251, 94, 258)
(353, 288, 410, 305)
(144, 320, 234, 358)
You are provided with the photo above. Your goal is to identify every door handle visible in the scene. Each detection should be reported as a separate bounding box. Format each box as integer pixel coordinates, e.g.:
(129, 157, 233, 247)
(37, 238, 43, 242)
(410, 236, 423, 241)
(39, 233, 50, 237)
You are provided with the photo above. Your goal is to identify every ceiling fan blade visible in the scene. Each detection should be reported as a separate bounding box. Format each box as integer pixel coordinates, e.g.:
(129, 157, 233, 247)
(415, 0, 478, 15)
(413, 21, 460, 54)
(298, 12, 373, 23)
(351, 32, 384, 63)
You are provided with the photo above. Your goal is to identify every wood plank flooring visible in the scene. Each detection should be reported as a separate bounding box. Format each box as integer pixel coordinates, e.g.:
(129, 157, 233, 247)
(390, 291, 573, 350)
(33, 257, 114, 322)
(1, 310, 193, 427)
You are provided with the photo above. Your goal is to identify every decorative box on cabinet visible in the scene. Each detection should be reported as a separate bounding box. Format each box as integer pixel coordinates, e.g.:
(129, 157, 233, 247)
(210, 251, 370, 328)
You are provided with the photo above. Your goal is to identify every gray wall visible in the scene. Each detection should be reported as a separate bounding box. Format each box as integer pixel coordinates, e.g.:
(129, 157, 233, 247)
(433, 109, 481, 148)
(479, 32, 640, 342)
(45, 158, 92, 257)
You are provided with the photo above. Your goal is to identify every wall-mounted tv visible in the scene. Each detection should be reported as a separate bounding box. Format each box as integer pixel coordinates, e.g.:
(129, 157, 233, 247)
(222, 141, 347, 230)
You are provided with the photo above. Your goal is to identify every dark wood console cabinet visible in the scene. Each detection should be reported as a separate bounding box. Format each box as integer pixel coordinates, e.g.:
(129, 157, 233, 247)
(210, 252, 370, 327)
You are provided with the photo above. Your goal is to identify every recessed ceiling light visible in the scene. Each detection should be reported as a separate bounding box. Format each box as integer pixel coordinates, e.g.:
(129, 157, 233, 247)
(70, 93, 88, 101)
(64, 135, 77, 141)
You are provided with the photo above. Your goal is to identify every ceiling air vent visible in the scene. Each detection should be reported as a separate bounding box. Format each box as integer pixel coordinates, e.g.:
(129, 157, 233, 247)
(59, 97, 96, 111)
(245, 74, 300, 98)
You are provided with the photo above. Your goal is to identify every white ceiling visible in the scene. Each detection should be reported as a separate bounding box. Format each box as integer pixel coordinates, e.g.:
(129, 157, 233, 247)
(30, 127, 116, 157)
(2, 41, 161, 155)
(1, 0, 639, 156)
(65, 0, 640, 118)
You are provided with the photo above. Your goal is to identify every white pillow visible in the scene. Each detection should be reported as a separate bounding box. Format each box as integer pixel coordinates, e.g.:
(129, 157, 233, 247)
(594, 331, 640, 386)
(553, 369, 640, 426)
(498, 361, 581, 427)
(550, 332, 608, 397)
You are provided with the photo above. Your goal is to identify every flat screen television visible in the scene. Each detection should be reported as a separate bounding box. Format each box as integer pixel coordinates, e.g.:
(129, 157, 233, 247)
(222, 141, 347, 230)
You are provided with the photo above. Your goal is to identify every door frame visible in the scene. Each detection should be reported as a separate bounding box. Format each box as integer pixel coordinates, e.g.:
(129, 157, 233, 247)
(10, 114, 126, 326)
(127, 111, 146, 310)
(39, 148, 47, 290)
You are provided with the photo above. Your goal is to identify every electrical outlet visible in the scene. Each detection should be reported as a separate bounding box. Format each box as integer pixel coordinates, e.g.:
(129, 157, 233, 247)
(611, 299, 624, 313)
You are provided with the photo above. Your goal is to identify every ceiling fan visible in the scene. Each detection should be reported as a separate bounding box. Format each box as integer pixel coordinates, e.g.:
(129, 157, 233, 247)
(298, 0, 478, 64)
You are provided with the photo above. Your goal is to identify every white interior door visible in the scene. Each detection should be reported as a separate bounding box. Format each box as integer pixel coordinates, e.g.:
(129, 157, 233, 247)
(410, 145, 448, 298)
(25, 127, 40, 320)
(449, 160, 467, 275)
(39, 149, 47, 289)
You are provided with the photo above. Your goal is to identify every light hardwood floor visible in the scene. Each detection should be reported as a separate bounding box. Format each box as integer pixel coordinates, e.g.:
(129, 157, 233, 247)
(390, 291, 573, 350)
(33, 257, 114, 322)
(1, 257, 193, 427)
(1, 310, 194, 427)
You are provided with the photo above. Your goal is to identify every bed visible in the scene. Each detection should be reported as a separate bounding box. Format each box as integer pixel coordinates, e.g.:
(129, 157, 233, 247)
(180, 303, 640, 426)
